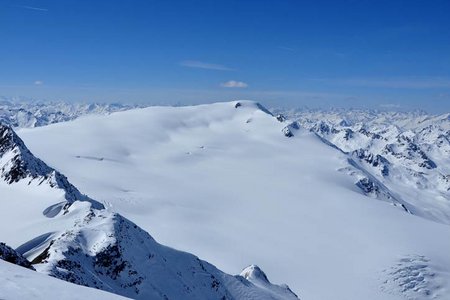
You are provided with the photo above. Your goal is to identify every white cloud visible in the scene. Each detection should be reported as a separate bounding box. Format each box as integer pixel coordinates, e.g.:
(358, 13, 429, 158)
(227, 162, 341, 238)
(18, 5, 48, 11)
(220, 80, 248, 88)
(180, 60, 234, 71)
(278, 46, 295, 51)
(34, 80, 44, 85)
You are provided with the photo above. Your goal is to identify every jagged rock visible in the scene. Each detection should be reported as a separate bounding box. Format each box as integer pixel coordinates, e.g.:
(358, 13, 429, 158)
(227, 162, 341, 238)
(282, 122, 300, 138)
(0, 242, 35, 270)
(276, 114, 286, 122)
(352, 149, 390, 177)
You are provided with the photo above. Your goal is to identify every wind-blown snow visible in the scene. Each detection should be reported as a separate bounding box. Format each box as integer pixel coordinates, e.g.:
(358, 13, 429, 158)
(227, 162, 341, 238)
(17, 101, 450, 300)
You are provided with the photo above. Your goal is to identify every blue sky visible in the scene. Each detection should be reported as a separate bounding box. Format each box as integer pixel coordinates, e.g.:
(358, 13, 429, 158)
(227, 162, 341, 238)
(1, 0, 450, 112)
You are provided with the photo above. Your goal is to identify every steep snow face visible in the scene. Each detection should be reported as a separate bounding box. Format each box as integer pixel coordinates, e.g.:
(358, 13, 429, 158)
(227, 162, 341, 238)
(19, 101, 450, 300)
(0, 260, 128, 300)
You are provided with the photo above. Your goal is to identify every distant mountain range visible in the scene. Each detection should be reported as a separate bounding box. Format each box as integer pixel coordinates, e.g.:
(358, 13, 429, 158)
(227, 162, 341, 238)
(0, 96, 141, 128)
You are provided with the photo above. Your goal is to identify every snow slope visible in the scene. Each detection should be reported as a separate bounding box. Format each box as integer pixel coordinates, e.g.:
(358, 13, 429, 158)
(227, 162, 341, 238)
(18, 101, 450, 300)
(0, 260, 129, 300)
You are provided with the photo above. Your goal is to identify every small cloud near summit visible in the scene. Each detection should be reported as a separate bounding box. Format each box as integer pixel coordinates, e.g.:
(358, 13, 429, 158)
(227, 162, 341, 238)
(220, 80, 248, 88)
(34, 80, 44, 85)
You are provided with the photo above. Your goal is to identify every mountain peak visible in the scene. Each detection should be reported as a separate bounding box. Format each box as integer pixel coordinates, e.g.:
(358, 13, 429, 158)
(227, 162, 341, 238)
(232, 100, 274, 116)
(240, 264, 270, 283)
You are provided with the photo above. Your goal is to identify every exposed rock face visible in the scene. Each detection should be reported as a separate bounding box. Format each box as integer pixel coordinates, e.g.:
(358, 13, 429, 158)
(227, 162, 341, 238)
(352, 149, 390, 177)
(282, 122, 300, 137)
(0, 242, 35, 270)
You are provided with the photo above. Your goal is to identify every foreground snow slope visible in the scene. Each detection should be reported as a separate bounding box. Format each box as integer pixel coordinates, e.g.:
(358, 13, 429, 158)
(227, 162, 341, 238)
(19, 101, 450, 300)
(0, 260, 128, 300)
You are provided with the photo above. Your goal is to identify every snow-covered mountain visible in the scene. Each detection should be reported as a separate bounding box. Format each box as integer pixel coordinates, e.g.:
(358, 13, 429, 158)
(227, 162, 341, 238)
(0, 122, 298, 299)
(0, 241, 129, 299)
(274, 108, 450, 224)
(16, 101, 450, 300)
(0, 96, 140, 128)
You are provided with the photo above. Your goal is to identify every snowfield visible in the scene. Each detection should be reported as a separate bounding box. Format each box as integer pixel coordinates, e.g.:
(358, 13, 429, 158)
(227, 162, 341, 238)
(14, 101, 450, 300)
